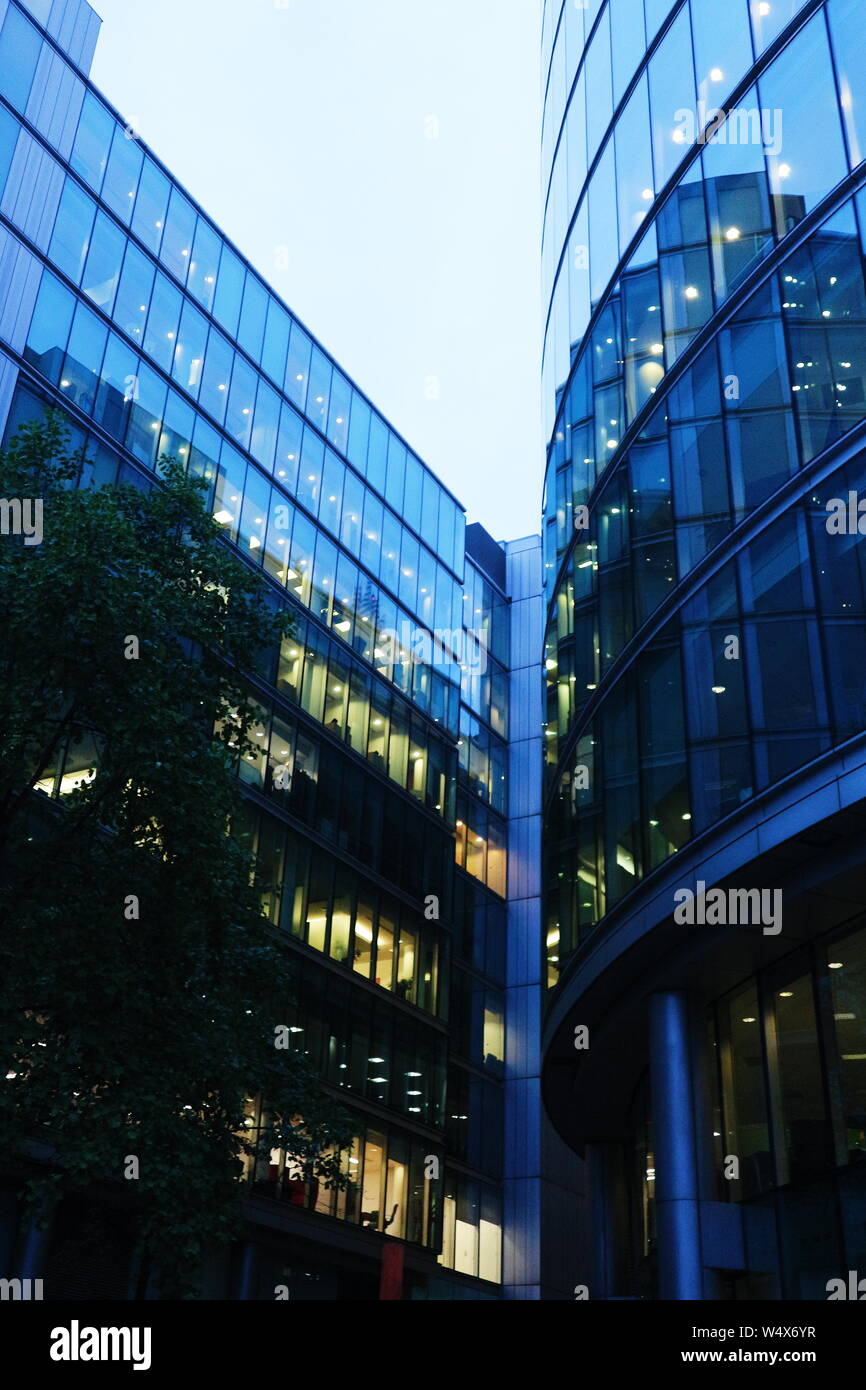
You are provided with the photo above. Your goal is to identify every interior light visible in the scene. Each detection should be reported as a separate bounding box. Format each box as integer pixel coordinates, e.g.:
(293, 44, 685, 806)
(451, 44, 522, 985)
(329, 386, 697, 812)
(778, 163, 791, 179)
(684, 285, 699, 300)
(709, 67, 724, 82)
(725, 226, 741, 241)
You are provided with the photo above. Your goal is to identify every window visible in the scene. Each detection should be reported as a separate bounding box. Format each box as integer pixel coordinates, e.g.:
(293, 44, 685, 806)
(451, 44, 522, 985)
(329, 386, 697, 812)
(142, 272, 182, 374)
(113, 240, 154, 347)
(285, 322, 312, 410)
(161, 188, 196, 283)
(131, 157, 170, 255)
(70, 92, 114, 193)
(25, 271, 75, 380)
(95, 333, 137, 440)
(49, 179, 94, 285)
(225, 353, 257, 450)
(759, 14, 848, 239)
(81, 211, 125, 314)
(262, 299, 291, 386)
(186, 217, 220, 313)
(102, 125, 143, 225)
(238, 275, 268, 360)
(60, 302, 107, 416)
(171, 299, 208, 398)
(198, 327, 234, 426)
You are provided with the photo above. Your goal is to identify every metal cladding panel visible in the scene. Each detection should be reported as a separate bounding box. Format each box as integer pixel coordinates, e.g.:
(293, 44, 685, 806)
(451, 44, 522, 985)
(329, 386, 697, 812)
(505, 988, 541, 1078)
(0, 350, 19, 435)
(49, 0, 101, 73)
(507, 895, 542, 990)
(0, 229, 40, 353)
(2, 130, 64, 250)
(26, 42, 85, 160)
(502, 1176, 542, 1289)
(506, 814, 541, 903)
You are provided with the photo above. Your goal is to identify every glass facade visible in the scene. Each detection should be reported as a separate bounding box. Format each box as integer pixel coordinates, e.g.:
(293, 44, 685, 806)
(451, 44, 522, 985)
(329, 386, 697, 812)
(542, 0, 866, 1301)
(0, 0, 516, 1297)
(541, 0, 866, 978)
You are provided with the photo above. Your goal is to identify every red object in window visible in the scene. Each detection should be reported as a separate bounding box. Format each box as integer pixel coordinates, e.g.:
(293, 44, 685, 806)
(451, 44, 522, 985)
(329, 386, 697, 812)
(379, 1241, 404, 1301)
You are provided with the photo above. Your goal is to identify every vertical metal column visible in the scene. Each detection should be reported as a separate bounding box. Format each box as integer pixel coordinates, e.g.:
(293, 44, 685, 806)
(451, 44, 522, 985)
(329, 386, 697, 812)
(650, 991, 704, 1300)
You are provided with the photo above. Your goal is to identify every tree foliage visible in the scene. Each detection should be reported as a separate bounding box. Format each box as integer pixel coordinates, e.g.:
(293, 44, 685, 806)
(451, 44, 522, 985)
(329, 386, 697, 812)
(0, 418, 352, 1296)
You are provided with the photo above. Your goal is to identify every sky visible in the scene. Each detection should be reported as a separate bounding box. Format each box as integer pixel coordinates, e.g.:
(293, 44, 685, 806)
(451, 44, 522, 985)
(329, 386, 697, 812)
(89, 0, 543, 544)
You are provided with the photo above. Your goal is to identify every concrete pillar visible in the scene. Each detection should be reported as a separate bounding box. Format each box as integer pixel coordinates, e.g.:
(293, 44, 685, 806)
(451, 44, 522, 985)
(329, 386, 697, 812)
(650, 991, 704, 1300)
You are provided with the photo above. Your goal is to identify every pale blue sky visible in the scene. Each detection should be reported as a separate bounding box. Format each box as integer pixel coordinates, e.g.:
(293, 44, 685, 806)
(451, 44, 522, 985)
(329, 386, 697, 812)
(89, 0, 543, 544)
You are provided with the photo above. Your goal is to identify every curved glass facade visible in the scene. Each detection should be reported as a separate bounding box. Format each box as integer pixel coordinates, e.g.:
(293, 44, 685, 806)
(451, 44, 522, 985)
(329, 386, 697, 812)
(541, 0, 866, 985)
(541, 0, 866, 1302)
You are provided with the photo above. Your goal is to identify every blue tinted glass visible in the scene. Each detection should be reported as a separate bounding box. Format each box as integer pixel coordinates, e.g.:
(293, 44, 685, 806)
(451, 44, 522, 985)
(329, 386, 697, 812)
(649, 6, 696, 189)
(611, 0, 646, 108)
(238, 274, 268, 359)
(81, 210, 125, 314)
(360, 492, 383, 574)
(49, 178, 94, 284)
(187, 217, 220, 313)
(95, 333, 138, 440)
(307, 347, 331, 431)
(251, 380, 280, 470)
(61, 302, 107, 416)
(347, 393, 370, 472)
(198, 328, 234, 425)
(0, 6, 42, 112)
(691, 0, 752, 106)
(380, 510, 402, 593)
(225, 353, 257, 449)
(102, 125, 143, 225)
(131, 157, 170, 255)
(126, 360, 167, 467)
(328, 371, 351, 454)
(285, 321, 311, 409)
(421, 472, 440, 549)
(759, 12, 848, 236)
(585, 7, 612, 159)
(386, 436, 406, 512)
(24, 271, 75, 380)
(161, 187, 196, 282)
(367, 414, 388, 493)
(399, 533, 419, 610)
(297, 427, 324, 512)
(751, 0, 810, 54)
(171, 298, 208, 399)
(0, 103, 19, 197)
(213, 244, 244, 336)
(438, 500, 455, 569)
(70, 91, 113, 193)
(113, 240, 154, 348)
(341, 468, 364, 554)
(262, 299, 291, 385)
(142, 272, 182, 373)
(275, 402, 302, 491)
(319, 448, 344, 537)
(828, 0, 866, 171)
(403, 455, 423, 533)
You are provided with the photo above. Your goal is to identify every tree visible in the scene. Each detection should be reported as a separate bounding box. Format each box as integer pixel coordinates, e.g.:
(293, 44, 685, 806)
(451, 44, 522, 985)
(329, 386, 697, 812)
(0, 417, 353, 1297)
